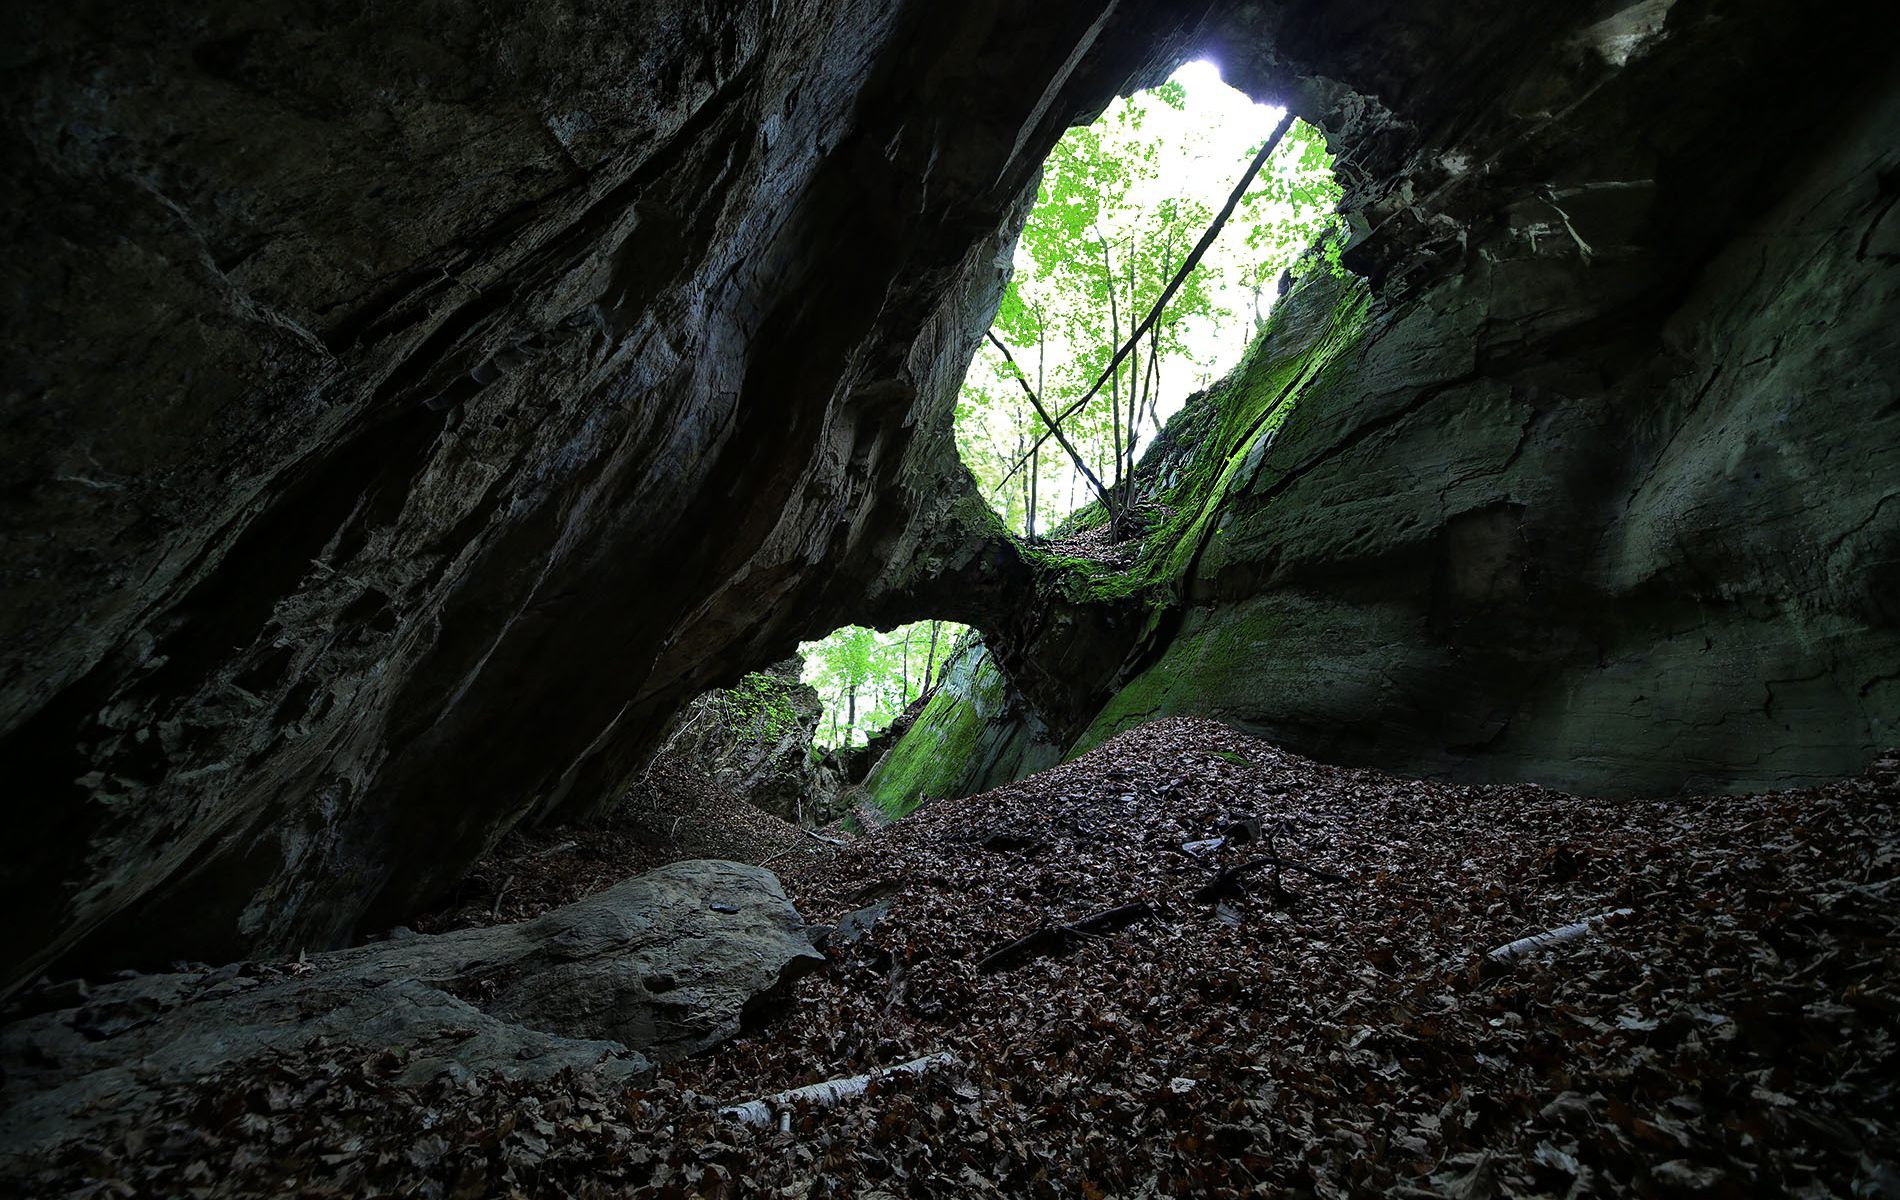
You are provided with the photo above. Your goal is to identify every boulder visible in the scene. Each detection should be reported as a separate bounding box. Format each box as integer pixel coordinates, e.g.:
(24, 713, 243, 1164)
(0, 860, 821, 1157)
(654, 658, 839, 824)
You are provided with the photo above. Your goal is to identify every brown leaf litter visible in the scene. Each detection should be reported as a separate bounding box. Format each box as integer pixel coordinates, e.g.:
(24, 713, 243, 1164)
(5, 718, 1894, 1198)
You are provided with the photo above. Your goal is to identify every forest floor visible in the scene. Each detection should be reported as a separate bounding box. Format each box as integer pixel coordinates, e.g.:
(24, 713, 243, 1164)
(8, 719, 1897, 1198)
(412, 761, 838, 933)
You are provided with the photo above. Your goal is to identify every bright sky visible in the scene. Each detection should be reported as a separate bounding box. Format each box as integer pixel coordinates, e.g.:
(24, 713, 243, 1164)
(1128, 61, 1289, 410)
(959, 60, 1334, 530)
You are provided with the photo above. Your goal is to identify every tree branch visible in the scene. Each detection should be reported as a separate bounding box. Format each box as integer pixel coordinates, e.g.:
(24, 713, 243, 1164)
(985, 330, 1119, 516)
(999, 110, 1298, 487)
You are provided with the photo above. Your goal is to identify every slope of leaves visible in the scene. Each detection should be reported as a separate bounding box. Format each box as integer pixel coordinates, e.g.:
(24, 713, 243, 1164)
(410, 761, 834, 934)
(8, 721, 1895, 1198)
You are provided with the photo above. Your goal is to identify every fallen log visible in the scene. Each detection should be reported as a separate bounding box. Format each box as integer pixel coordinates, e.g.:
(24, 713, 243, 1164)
(1195, 854, 1348, 902)
(976, 901, 1156, 974)
(1486, 909, 1634, 964)
(717, 1052, 962, 1129)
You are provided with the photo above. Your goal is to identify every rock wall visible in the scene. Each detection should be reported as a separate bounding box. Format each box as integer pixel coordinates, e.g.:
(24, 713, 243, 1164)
(881, 1, 1900, 802)
(649, 659, 841, 826)
(1089, 1, 1900, 794)
(860, 638, 1062, 819)
(0, 0, 1207, 992)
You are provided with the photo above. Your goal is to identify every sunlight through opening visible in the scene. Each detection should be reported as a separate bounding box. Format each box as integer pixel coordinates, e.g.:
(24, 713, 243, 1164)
(955, 59, 1345, 537)
(799, 620, 971, 751)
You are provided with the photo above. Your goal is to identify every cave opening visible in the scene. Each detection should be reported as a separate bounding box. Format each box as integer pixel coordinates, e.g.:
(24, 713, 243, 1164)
(798, 618, 970, 751)
(953, 59, 1344, 542)
(5, 0, 1897, 1188)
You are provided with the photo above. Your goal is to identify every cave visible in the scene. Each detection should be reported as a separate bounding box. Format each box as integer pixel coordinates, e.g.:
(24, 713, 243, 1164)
(1, 0, 1896, 1190)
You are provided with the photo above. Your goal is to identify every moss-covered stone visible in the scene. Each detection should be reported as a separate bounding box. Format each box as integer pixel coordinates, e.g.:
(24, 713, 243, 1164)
(861, 637, 1060, 818)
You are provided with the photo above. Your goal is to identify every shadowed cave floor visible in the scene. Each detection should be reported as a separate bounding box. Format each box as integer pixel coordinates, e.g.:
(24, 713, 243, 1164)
(410, 761, 840, 935)
(6, 719, 1896, 1198)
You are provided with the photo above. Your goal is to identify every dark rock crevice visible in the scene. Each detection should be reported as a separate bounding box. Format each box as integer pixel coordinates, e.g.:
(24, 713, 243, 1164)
(2, 0, 1894, 993)
(0, 0, 1218, 991)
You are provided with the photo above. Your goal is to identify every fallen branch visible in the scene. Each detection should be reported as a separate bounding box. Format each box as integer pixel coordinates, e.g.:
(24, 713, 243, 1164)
(1000, 110, 1298, 486)
(489, 875, 515, 920)
(758, 845, 799, 868)
(527, 839, 578, 860)
(1195, 855, 1347, 902)
(977, 901, 1155, 974)
(1486, 909, 1634, 964)
(717, 1052, 962, 1129)
(986, 331, 1118, 518)
(802, 827, 849, 847)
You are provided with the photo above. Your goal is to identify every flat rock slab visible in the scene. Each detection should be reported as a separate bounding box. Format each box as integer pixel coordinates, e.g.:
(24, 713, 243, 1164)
(0, 860, 821, 1157)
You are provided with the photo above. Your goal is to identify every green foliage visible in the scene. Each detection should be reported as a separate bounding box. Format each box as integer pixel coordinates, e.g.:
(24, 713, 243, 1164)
(714, 672, 806, 743)
(799, 620, 968, 750)
(954, 62, 1345, 535)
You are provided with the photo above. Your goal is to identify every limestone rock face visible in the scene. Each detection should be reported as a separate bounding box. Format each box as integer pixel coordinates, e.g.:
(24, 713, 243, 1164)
(876, 0, 1900, 803)
(655, 659, 839, 825)
(1082, 2, 1900, 794)
(0, 860, 821, 1156)
(0, 0, 1202, 991)
(862, 640, 1062, 818)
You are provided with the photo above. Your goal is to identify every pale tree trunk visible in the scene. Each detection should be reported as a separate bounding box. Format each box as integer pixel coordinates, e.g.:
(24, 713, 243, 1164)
(986, 332, 1118, 523)
(1125, 242, 1142, 515)
(1027, 445, 1038, 539)
(1017, 425, 1030, 538)
(1099, 235, 1123, 530)
(923, 621, 941, 693)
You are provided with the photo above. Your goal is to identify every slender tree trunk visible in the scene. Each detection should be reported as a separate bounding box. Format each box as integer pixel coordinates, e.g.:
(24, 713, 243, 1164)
(986, 332, 1119, 521)
(845, 684, 857, 746)
(1031, 321, 1045, 540)
(1027, 445, 1038, 539)
(1099, 236, 1124, 529)
(1125, 242, 1142, 516)
(923, 621, 941, 693)
(1017, 425, 1030, 539)
(900, 631, 910, 703)
(1003, 111, 1298, 479)
(1146, 324, 1163, 433)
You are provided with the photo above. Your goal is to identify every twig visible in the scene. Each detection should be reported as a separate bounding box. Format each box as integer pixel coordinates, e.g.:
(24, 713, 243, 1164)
(759, 842, 807, 868)
(1486, 909, 1633, 964)
(1195, 854, 1347, 902)
(718, 1052, 962, 1129)
(802, 827, 849, 847)
(490, 875, 515, 920)
(527, 840, 578, 859)
(977, 901, 1155, 974)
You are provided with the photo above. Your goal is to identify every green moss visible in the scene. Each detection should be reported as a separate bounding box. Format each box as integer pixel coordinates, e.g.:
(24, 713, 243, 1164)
(1069, 598, 1293, 755)
(1019, 274, 1372, 617)
(871, 275, 1378, 814)
(861, 638, 1009, 819)
(1134, 276, 1371, 590)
